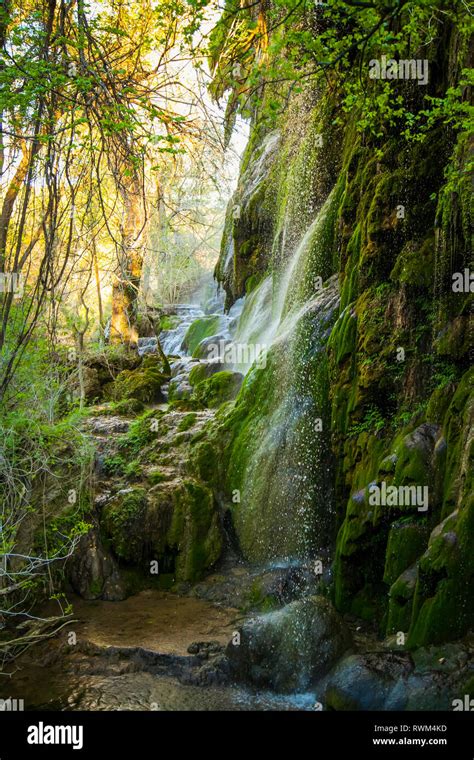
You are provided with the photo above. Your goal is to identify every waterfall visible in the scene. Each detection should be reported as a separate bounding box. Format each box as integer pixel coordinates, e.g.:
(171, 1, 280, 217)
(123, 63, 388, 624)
(228, 193, 340, 563)
(231, 191, 336, 373)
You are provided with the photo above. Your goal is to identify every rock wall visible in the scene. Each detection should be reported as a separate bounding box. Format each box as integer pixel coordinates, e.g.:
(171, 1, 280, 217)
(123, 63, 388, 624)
(212, 13, 473, 647)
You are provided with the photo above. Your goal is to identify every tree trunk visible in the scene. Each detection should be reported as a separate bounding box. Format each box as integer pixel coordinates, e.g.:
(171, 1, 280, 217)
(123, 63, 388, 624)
(0, 142, 31, 271)
(110, 173, 145, 346)
(92, 238, 104, 330)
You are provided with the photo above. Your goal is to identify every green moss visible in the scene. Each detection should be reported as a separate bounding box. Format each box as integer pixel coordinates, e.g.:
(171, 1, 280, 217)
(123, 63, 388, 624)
(426, 384, 455, 425)
(245, 272, 264, 293)
(390, 237, 435, 288)
(105, 363, 167, 404)
(102, 488, 148, 563)
(102, 454, 127, 475)
(242, 579, 279, 613)
(182, 316, 223, 354)
(168, 480, 222, 581)
(189, 439, 219, 486)
(386, 564, 418, 635)
(393, 439, 432, 491)
(177, 412, 197, 432)
(383, 519, 429, 587)
(295, 175, 344, 303)
(189, 363, 209, 387)
(88, 577, 103, 597)
(193, 370, 243, 408)
(407, 502, 474, 648)
(118, 409, 164, 453)
(147, 468, 168, 485)
(101, 477, 222, 582)
(103, 453, 142, 478)
(159, 315, 180, 331)
(124, 459, 141, 479)
(441, 368, 473, 516)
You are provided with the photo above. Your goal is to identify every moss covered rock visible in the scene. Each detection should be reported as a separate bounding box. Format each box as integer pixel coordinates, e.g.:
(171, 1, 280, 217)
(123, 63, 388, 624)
(101, 478, 222, 583)
(189, 360, 225, 386)
(104, 356, 169, 403)
(182, 316, 225, 355)
(102, 488, 148, 563)
(407, 505, 474, 648)
(387, 564, 418, 635)
(193, 370, 243, 408)
(383, 519, 429, 587)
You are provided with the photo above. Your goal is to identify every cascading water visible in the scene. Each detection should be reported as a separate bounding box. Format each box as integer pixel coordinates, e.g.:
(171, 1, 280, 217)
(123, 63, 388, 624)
(230, 192, 336, 373)
(226, 192, 340, 565)
(159, 304, 207, 357)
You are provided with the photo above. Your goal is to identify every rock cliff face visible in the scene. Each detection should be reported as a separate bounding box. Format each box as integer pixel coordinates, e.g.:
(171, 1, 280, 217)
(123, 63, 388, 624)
(211, 10, 473, 647)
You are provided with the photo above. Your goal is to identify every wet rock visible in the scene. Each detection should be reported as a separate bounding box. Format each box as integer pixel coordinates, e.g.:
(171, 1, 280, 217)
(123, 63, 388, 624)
(386, 563, 418, 634)
(87, 416, 131, 436)
(182, 316, 227, 354)
(188, 360, 226, 386)
(322, 640, 474, 711)
(226, 595, 352, 692)
(168, 379, 193, 401)
(187, 640, 223, 658)
(67, 529, 126, 601)
(101, 479, 222, 582)
(192, 333, 232, 360)
(103, 357, 168, 404)
(170, 358, 200, 378)
(137, 337, 158, 356)
(322, 652, 411, 710)
(383, 520, 429, 587)
(84, 350, 142, 390)
(189, 561, 326, 610)
(182, 653, 231, 686)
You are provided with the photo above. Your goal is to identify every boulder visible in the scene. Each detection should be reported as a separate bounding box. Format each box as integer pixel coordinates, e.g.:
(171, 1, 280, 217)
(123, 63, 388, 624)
(322, 652, 411, 710)
(226, 595, 352, 692)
